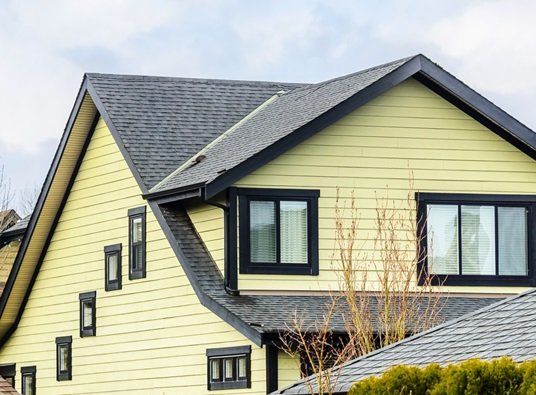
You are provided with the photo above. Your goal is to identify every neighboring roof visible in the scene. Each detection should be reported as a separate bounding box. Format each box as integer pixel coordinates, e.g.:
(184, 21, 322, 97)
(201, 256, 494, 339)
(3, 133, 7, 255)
(0, 378, 19, 395)
(148, 54, 536, 199)
(0, 211, 20, 233)
(160, 204, 501, 344)
(275, 289, 536, 394)
(0, 216, 30, 238)
(87, 74, 302, 190)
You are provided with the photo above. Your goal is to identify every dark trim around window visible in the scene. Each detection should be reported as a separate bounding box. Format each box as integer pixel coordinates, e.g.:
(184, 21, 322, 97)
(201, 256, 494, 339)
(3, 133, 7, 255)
(21, 365, 36, 394)
(104, 244, 122, 291)
(417, 192, 536, 287)
(55, 336, 72, 381)
(206, 346, 251, 391)
(128, 206, 146, 280)
(0, 363, 15, 388)
(237, 188, 319, 275)
(79, 291, 96, 337)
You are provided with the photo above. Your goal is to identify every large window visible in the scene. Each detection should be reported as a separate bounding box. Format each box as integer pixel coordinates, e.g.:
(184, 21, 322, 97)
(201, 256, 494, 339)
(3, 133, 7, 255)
(238, 189, 319, 275)
(79, 292, 96, 337)
(21, 366, 36, 395)
(104, 244, 122, 291)
(128, 207, 146, 280)
(418, 193, 536, 286)
(206, 346, 251, 390)
(56, 336, 72, 381)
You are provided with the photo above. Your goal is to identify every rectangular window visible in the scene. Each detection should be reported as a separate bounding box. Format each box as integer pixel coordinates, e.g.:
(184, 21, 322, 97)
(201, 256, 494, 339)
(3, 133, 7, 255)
(419, 193, 535, 286)
(238, 189, 319, 275)
(206, 346, 251, 390)
(55, 337, 72, 381)
(0, 364, 15, 389)
(128, 207, 146, 280)
(21, 366, 35, 395)
(79, 291, 96, 337)
(104, 244, 122, 291)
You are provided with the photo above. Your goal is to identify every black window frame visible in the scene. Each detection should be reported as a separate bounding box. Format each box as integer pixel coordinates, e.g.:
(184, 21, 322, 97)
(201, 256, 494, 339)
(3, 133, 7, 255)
(104, 244, 122, 291)
(79, 291, 96, 337)
(55, 336, 72, 381)
(418, 193, 536, 286)
(237, 188, 319, 275)
(21, 365, 36, 394)
(0, 364, 15, 389)
(206, 346, 251, 391)
(128, 206, 146, 280)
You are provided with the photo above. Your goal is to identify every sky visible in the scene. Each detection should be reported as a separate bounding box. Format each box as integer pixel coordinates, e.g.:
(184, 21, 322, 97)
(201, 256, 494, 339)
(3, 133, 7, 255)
(1, 0, 536, 213)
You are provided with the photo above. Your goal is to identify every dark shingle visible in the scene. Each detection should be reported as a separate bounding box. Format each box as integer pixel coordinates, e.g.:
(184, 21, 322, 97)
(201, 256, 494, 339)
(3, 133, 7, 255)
(87, 74, 303, 189)
(275, 290, 536, 394)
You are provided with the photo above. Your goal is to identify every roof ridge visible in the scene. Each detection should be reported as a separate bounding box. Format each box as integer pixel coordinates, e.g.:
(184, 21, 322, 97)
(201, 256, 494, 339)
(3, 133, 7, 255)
(85, 72, 307, 88)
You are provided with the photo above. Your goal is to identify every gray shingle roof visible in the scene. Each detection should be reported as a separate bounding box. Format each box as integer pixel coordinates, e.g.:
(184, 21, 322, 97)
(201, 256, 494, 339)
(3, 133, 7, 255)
(275, 289, 536, 394)
(161, 205, 501, 338)
(86, 74, 302, 189)
(149, 56, 415, 194)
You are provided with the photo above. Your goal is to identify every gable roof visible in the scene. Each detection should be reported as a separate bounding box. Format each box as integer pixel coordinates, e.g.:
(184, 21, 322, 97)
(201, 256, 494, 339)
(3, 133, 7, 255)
(147, 54, 536, 200)
(275, 289, 536, 394)
(1, 53, 534, 347)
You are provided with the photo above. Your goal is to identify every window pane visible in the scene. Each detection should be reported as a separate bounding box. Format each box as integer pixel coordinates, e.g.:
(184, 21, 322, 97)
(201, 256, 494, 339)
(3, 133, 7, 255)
(83, 301, 93, 328)
(237, 356, 246, 379)
(498, 207, 528, 275)
(59, 345, 69, 372)
(250, 201, 276, 263)
(132, 217, 142, 243)
(210, 359, 220, 382)
(462, 205, 495, 275)
(132, 244, 143, 270)
(23, 375, 33, 395)
(427, 205, 459, 274)
(224, 358, 234, 380)
(280, 201, 308, 264)
(107, 253, 118, 281)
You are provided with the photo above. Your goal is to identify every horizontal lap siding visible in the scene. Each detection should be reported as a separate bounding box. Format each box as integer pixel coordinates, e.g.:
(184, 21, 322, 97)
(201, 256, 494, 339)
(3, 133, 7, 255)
(0, 118, 267, 394)
(234, 78, 536, 294)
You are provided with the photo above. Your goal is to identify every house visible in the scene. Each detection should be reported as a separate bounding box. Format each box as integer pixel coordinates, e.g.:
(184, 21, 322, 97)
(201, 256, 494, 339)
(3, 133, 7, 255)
(0, 215, 28, 297)
(0, 211, 20, 234)
(0, 54, 533, 394)
(275, 288, 536, 394)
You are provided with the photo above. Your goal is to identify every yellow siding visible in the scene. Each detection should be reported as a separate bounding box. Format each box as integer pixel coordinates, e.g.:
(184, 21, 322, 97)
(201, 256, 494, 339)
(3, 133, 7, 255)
(0, 118, 277, 394)
(278, 351, 300, 389)
(235, 78, 536, 294)
(0, 239, 20, 283)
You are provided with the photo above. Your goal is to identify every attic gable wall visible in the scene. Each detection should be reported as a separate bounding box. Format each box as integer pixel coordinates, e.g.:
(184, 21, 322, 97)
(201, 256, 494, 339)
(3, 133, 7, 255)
(232, 78, 536, 293)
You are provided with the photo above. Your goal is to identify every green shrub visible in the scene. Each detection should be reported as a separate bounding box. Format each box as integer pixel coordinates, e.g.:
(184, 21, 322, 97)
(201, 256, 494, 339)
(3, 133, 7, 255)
(349, 358, 536, 395)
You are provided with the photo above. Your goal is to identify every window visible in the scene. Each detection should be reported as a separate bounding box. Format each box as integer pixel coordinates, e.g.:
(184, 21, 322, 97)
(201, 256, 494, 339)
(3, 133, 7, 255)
(79, 292, 96, 337)
(128, 207, 146, 280)
(104, 244, 122, 291)
(0, 364, 15, 388)
(206, 346, 251, 390)
(238, 189, 319, 275)
(21, 366, 35, 395)
(418, 193, 536, 286)
(55, 336, 72, 381)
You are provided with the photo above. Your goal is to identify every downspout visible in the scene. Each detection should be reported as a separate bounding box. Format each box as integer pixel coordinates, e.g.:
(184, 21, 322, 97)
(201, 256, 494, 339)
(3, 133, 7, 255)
(203, 187, 239, 296)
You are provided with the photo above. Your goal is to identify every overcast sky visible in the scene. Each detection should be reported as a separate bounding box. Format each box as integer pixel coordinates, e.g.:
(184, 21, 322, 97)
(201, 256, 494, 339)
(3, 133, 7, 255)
(1, 0, 536, 213)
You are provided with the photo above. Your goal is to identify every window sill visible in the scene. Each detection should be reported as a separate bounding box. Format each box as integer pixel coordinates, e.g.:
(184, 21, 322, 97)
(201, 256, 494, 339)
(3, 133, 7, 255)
(420, 274, 536, 287)
(240, 263, 318, 275)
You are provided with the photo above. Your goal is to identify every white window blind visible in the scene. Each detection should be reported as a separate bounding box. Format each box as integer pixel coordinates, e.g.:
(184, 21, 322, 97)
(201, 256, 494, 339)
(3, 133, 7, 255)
(280, 201, 308, 264)
(250, 201, 276, 263)
(498, 207, 527, 275)
(427, 204, 459, 274)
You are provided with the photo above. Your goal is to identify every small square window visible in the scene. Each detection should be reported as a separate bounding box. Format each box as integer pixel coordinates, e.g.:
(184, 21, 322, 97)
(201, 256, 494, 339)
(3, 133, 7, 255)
(55, 337, 72, 381)
(21, 366, 36, 394)
(128, 207, 146, 280)
(104, 244, 122, 291)
(206, 346, 251, 391)
(79, 291, 96, 337)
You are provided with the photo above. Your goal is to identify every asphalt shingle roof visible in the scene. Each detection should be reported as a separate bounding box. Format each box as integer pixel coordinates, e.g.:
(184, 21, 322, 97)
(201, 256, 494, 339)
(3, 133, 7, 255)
(150, 56, 415, 194)
(161, 205, 501, 337)
(275, 290, 536, 394)
(86, 74, 302, 189)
